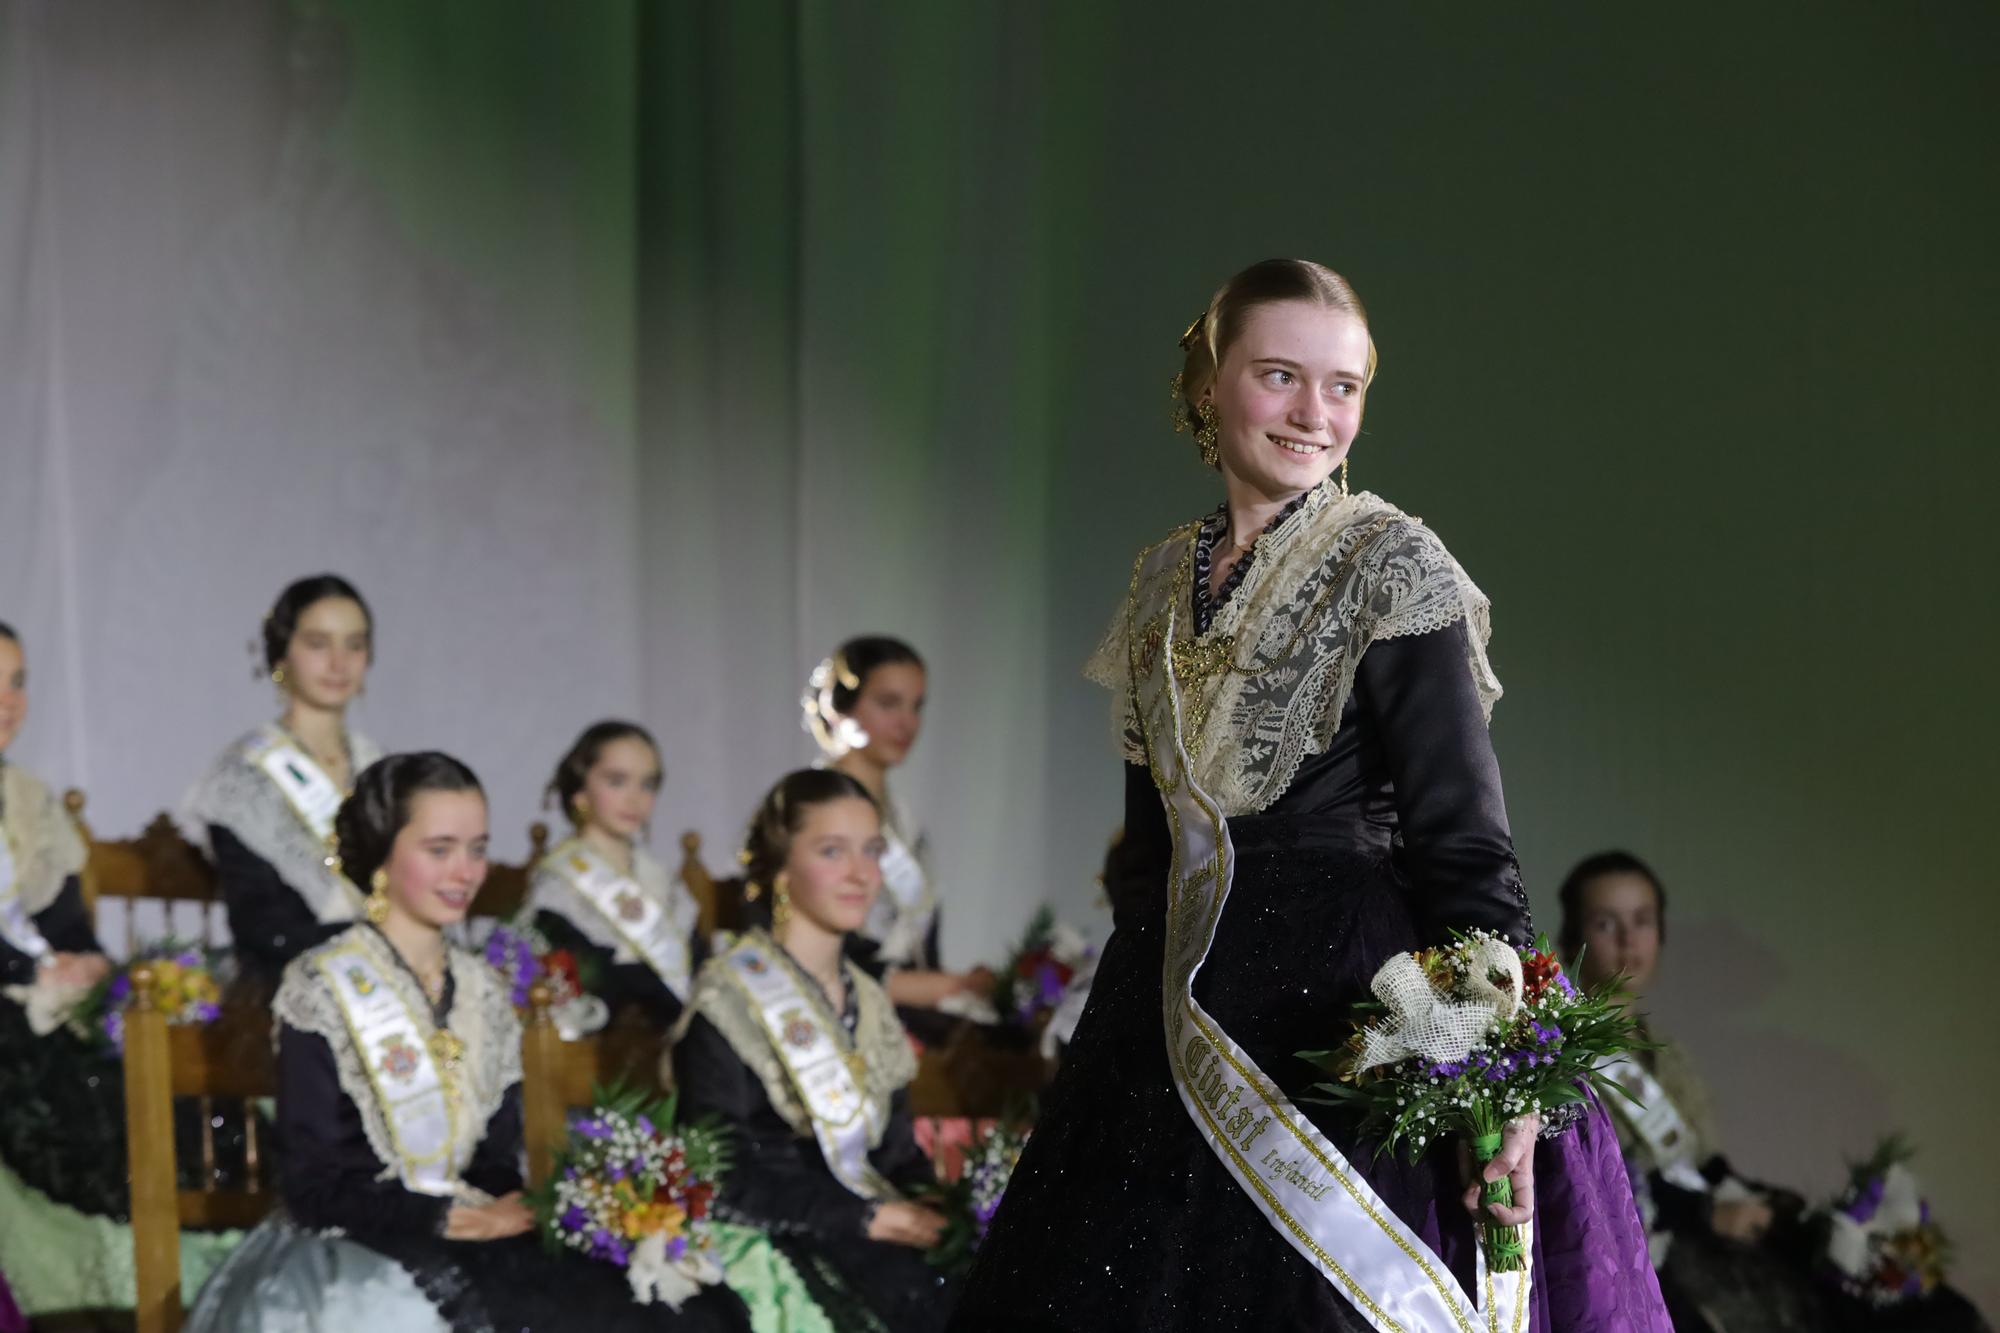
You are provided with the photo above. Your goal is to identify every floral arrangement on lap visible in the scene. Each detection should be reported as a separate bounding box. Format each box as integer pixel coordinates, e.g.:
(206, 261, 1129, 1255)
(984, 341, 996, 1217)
(528, 1085, 728, 1309)
(1302, 930, 1646, 1271)
(1818, 1135, 1951, 1307)
(483, 921, 606, 1038)
(77, 941, 226, 1053)
(991, 907, 1091, 1033)
(924, 1118, 1030, 1278)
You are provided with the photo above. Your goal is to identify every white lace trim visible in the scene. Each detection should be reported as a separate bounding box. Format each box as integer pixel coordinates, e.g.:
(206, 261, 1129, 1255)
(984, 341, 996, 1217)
(1, 763, 87, 915)
(1087, 486, 1501, 816)
(181, 723, 382, 922)
(679, 930, 916, 1148)
(521, 839, 688, 967)
(274, 924, 518, 1193)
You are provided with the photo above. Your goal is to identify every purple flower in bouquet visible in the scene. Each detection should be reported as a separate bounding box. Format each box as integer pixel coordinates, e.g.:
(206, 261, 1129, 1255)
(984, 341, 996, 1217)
(485, 925, 546, 1008)
(665, 1234, 688, 1262)
(560, 1205, 588, 1231)
(1844, 1175, 1887, 1223)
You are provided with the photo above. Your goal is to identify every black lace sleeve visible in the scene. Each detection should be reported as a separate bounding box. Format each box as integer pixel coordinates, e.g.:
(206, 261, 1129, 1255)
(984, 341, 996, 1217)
(1357, 621, 1534, 947)
(212, 825, 345, 981)
(277, 1024, 451, 1237)
(672, 1012, 875, 1239)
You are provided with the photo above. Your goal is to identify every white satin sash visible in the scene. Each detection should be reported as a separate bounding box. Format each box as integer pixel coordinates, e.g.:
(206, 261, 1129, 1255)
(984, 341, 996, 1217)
(722, 939, 889, 1200)
(1149, 591, 1532, 1333)
(0, 835, 53, 962)
(246, 730, 357, 919)
(1598, 1055, 1708, 1193)
(870, 829, 936, 967)
(316, 938, 461, 1197)
(554, 844, 695, 1000)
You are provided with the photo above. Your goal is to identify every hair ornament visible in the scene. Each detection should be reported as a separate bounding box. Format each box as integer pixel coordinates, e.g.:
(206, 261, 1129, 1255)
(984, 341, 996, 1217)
(801, 656, 871, 760)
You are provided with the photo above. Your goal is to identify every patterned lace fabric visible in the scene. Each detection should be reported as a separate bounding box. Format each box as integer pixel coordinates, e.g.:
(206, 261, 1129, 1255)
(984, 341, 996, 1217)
(181, 724, 383, 922)
(0, 762, 86, 916)
(678, 929, 916, 1159)
(1087, 479, 1502, 817)
(273, 924, 518, 1197)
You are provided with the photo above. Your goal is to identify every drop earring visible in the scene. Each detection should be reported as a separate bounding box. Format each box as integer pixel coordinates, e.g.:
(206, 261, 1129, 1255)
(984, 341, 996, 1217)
(366, 867, 391, 925)
(1195, 401, 1221, 469)
(772, 873, 793, 933)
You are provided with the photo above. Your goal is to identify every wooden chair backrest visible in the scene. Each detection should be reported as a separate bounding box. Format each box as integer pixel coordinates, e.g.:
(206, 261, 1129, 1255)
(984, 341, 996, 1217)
(123, 973, 278, 1333)
(67, 791, 227, 952)
(518, 987, 670, 1190)
(676, 830, 724, 940)
(468, 821, 550, 921)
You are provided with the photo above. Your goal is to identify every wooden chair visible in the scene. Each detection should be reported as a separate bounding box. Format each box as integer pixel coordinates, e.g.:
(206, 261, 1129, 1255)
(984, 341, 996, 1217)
(676, 830, 724, 939)
(467, 821, 550, 922)
(66, 791, 225, 953)
(123, 970, 278, 1333)
(519, 983, 670, 1189)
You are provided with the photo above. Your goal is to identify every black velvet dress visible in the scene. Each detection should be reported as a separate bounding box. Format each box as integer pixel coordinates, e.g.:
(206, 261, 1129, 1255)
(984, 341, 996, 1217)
(210, 825, 347, 989)
(0, 874, 134, 1217)
(674, 969, 959, 1333)
(267, 972, 752, 1333)
(953, 619, 1541, 1331)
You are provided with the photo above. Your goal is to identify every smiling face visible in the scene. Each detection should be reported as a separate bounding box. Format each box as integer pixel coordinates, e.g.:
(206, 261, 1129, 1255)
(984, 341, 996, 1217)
(780, 795, 885, 936)
(381, 789, 490, 930)
(0, 636, 24, 754)
(578, 735, 661, 840)
(1208, 300, 1371, 503)
(843, 662, 926, 768)
(1573, 871, 1664, 993)
(281, 596, 371, 710)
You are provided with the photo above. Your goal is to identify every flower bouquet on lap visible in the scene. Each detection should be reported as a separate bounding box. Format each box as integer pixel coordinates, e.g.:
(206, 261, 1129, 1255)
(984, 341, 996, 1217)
(528, 1084, 728, 1309)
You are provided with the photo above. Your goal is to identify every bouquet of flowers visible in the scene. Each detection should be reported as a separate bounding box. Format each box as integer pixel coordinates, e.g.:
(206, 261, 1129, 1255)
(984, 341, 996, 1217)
(1300, 930, 1646, 1272)
(72, 941, 226, 1053)
(528, 1084, 729, 1309)
(992, 907, 1091, 1031)
(484, 922, 604, 1038)
(924, 1119, 1030, 1277)
(1818, 1135, 1950, 1306)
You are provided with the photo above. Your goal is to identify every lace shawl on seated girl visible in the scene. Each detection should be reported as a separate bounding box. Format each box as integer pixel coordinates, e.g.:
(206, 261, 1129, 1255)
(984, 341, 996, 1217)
(675, 935, 917, 1149)
(1085, 482, 1501, 817)
(180, 725, 384, 922)
(1, 762, 88, 915)
(522, 841, 688, 967)
(274, 924, 520, 1202)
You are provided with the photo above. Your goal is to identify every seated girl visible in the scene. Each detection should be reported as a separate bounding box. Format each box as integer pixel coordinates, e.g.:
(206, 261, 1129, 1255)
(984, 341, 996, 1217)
(188, 751, 749, 1333)
(673, 768, 958, 1333)
(518, 721, 704, 1028)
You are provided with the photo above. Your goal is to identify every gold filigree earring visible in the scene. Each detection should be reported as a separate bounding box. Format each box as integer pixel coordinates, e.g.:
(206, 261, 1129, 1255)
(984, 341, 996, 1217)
(772, 872, 793, 933)
(572, 793, 592, 825)
(1340, 456, 1351, 497)
(366, 867, 391, 924)
(1194, 401, 1221, 469)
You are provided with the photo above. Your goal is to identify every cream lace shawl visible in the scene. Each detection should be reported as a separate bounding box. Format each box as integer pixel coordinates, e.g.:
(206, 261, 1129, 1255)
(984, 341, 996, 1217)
(1, 761, 87, 915)
(1086, 484, 1501, 817)
(273, 923, 520, 1201)
(675, 929, 917, 1151)
(182, 723, 383, 922)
